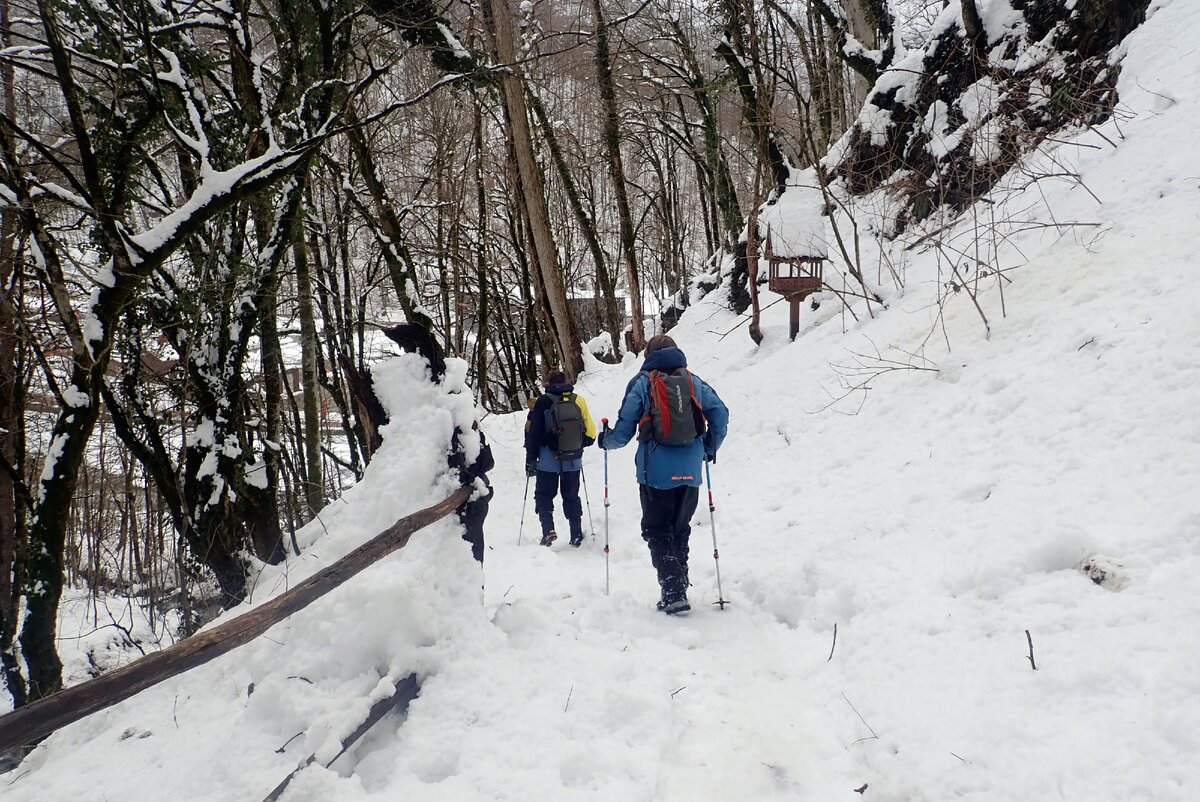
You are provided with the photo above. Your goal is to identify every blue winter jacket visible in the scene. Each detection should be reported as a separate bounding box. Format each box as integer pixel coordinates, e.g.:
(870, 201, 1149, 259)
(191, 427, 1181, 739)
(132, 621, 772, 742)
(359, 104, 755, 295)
(525, 382, 598, 473)
(604, 347, 729, 488)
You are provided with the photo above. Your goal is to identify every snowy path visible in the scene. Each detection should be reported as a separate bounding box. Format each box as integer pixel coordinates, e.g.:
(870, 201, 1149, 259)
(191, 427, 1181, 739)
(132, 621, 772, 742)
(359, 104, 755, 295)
(289, 394, 855, 801)
(464, 414, 846, 800)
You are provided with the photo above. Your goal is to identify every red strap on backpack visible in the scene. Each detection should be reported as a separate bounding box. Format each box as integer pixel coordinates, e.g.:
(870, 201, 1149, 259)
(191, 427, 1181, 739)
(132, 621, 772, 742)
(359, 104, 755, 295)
(649, 372, 672, 440)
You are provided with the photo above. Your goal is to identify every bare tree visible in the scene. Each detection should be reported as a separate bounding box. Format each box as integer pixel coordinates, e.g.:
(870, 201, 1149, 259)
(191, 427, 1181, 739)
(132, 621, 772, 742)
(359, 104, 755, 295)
(589, 0, 646, 353)
(0, 0, 381, 699)
(483, 0, 585, 377)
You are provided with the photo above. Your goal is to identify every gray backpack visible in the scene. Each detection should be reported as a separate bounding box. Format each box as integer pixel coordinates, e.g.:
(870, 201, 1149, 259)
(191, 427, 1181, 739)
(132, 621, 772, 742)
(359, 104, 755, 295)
(550, 392, 585, 460)
(638, 369, 706, 446)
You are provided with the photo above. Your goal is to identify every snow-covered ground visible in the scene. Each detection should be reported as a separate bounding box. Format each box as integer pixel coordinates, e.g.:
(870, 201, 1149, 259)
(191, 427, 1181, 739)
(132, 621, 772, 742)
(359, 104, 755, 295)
(4, 1, 1200, 799)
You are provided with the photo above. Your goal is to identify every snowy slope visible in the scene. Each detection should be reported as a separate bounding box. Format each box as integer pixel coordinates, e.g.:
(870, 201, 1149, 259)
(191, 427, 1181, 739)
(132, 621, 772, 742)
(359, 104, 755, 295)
(4, 0, 1200, 799)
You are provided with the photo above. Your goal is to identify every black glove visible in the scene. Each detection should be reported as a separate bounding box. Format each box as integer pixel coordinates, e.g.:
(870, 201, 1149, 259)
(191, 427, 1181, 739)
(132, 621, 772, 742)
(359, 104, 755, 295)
(597, 431, 606, 450)
(705, 450, 716, 464)
(583, 434, 595, 448)
(525, 458, 537, 477)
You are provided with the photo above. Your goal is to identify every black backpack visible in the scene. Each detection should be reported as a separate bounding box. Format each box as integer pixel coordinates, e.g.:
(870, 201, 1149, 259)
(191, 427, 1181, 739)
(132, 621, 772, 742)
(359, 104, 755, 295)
(638, 369, 706, 446)
(549, 392, 585, 460)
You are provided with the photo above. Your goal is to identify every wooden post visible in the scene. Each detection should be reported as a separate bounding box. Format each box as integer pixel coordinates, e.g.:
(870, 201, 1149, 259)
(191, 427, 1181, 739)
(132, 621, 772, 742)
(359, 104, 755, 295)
(769, 254, 823, 341)
(0, 485, 471, 756)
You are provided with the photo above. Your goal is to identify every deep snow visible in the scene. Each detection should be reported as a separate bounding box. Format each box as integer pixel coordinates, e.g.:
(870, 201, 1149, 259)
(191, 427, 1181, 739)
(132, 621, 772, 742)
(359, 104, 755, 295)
(4, 0, 1200, 799)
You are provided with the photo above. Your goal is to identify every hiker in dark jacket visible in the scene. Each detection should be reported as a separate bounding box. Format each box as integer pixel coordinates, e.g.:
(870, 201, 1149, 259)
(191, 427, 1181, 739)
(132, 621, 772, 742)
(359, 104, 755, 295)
(599, 335, 728, 614)
(525, 371, 597, 547)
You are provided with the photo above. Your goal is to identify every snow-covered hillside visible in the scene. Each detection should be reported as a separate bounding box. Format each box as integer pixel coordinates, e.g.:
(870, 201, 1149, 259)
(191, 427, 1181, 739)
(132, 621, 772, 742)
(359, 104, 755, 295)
(4, 0, 1199, 799)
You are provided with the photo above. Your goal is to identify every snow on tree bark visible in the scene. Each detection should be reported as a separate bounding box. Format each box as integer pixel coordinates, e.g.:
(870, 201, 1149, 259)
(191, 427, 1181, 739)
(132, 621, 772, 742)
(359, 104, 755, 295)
(0, 0, 382, 700)
(826, 0, 1152, 232)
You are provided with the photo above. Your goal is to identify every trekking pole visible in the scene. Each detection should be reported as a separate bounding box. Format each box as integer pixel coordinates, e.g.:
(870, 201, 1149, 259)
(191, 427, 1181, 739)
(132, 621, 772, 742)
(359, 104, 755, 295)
(517, 472, 532, 546)
(580, 466, 596, 540)
(602, 418, 611, 596)
(705, 458, 728, 609)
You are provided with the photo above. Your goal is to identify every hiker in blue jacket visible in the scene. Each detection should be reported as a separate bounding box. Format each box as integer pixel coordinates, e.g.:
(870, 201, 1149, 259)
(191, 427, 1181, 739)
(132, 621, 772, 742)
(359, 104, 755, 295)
(525, 370, 597, 547)
(599, 335, 729, 614)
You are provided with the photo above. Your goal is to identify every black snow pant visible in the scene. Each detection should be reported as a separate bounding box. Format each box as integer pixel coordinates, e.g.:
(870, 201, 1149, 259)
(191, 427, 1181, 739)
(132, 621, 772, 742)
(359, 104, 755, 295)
(639, 484, 700, 602)
(535, 469, 583, 538)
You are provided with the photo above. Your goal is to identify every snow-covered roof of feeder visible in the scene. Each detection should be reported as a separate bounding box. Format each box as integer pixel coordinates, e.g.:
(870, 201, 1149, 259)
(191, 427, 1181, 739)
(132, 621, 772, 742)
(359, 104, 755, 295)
(757, 169, 828, 261)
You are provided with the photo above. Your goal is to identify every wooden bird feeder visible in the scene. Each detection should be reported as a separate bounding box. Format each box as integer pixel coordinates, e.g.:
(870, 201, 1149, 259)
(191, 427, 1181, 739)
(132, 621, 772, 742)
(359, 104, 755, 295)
(765, 230, 824, 340)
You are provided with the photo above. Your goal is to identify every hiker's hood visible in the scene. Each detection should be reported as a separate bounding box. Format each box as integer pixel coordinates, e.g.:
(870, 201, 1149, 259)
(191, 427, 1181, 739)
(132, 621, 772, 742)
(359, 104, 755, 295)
(546, 381, 575, 395)
(641, 346, 687, 373)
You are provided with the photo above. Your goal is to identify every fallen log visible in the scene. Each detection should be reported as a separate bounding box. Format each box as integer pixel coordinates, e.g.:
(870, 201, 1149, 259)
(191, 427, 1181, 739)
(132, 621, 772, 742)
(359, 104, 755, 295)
(0, 485, 471, 756)
(261, 673, 421, 802)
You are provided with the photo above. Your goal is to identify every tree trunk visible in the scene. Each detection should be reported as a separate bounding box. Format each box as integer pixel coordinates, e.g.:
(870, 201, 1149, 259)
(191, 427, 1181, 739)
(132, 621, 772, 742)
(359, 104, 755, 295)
(0, 0, 26, 708)
(483, 0, 584, 377)
(589, 0, 645, 353)
(746, 207, 764, 344)
(345, 116, 435, 331)
(843, 0, 876, 109)
(716, 0, 789, 193)
(807, 0, 889, 90)
(667, 16, 743, 252)
(258, 277, 290, 556)
(309, 205, 366, 483)
(526, 88, 622, 354)
(293, 231, 327, 516)
(829, 0, 1147, 227)
(768, 0, 843, 151)
(472, 97, 495, 407)
(500, 113, 556, 379)
(21, 364, 101, 699)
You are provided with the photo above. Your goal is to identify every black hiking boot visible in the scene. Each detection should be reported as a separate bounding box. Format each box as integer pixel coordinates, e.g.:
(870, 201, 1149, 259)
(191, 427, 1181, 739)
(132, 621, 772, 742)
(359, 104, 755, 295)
(656, 595, 691, 615)
(539, 531, 557, 547)
(569, 533, 584, 548)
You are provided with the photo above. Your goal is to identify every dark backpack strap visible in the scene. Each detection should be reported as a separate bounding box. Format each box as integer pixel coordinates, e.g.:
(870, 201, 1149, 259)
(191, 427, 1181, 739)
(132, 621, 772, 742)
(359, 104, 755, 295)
(637, 371, 657, 442)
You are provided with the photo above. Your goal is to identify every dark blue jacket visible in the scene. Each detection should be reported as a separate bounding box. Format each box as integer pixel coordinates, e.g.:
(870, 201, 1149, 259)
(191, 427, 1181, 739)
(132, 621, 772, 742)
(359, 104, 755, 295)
(604, 347, 728, 488)
(524, 382, 597, 473)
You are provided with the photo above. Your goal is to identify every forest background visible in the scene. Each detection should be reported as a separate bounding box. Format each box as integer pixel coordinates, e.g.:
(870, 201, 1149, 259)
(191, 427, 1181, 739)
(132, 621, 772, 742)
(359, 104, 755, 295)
(0, 0, 1143, 719)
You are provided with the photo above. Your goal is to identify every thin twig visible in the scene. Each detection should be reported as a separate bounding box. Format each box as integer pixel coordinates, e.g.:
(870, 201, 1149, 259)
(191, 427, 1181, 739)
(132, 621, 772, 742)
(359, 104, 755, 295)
(716, 295, 788, 339)
(841, 693, 879, 744)
(1040, 136, 1102, 150)
(948, 259, 991, 339)
(811, 338, 937, 414)
(275, 731, 304, 754)
(1025, 629, 1037, 671)
(827, 623, 837, 662)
